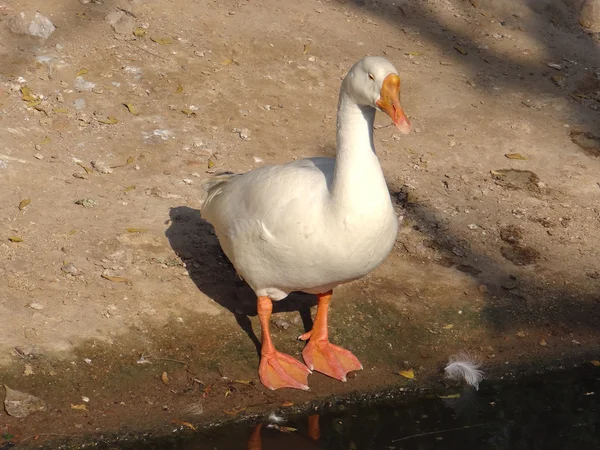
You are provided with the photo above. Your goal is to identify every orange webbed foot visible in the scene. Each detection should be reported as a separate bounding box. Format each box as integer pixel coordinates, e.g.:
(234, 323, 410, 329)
(259, 350, 311, 391)
(301, 338, 362, 382)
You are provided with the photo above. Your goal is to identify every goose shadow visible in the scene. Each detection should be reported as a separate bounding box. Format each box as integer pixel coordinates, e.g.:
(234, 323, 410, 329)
(165, 206, 318, 356)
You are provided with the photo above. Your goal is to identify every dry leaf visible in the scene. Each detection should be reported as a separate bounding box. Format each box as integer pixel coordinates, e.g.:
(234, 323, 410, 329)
(126, 156, 135, 165)
(123, 103, 139, 116)
(23, 364, 34, 376)
(26, 100, 42, 108)
(20, 86, 36, 102)
(71, 404, 87, 410)
(303, 42, 311, 55)
(123, 185, 136, 192)
(76, 68, 88, 77)
(207, 159, 215, 169)
(181, 109, 196, 116)
(591, 360, 600, 367)
(220, 56, 234, 66)
(98, 116, 119, 125)
(150, 36, 173, 45)
(442, 324, 454, 329)
(3, 386, 47, 418)
(40, 136, 51, 145)
(281, 401, 294, 407)
(8, 236, 23, 243)
(454, 45, 468, 55)
(68, 230, 77, 235)
(505, 153, 528, 160)
(133, 27, 146, 37)
(279, 426, 298, 433)
(223, 407, 246, 416)
(18, 199, 31, 210)
(101, 275, 131, 284)
(437, 393, 461, 399)
(398, 369, 415, 379)
(175, 84, 184, 94)
(234, 380, 252, 385)
(170, 419, 197, 431)
(126, 227, 147, 233)
(161, 372, 170, 385)
(53, 107, 69, 113)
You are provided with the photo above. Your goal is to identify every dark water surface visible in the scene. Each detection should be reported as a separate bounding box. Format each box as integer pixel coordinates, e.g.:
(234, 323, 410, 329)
(78, 366, 600, 449)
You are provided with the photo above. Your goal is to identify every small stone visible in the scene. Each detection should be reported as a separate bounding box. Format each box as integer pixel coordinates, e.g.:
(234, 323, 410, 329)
(499, 225, 523, 244)
(467, 223, 478, 230)
(74, 198, 99, 208)
(516, 330, 526, 338)
(233, 128, 251, 140)
(551, 74, 566, 87)
(272, 319, 290, 330)
(452, 246, 465, 257)
(105, 10, 136, 35)
(61, 262, 79, 276)
(28, 302, 44, 310)
(73, 98, 86, 110)
(539, 339, 547, 347)
(34, 153, 43, 160)
(501, 281, 518, 290)
(74, 77, 96, 92)
(9, 12, 55, 39)
(547, 62, 562, 70)
(182, 178, 194, 185)
(91, 160, 114, 174)
(478, 284, 488, 294)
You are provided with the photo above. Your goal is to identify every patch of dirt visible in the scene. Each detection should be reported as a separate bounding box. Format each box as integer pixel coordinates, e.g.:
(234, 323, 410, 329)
(570, 130, 600, 157)
(500, 245, 542, 265)
(1, 0, 600, 446)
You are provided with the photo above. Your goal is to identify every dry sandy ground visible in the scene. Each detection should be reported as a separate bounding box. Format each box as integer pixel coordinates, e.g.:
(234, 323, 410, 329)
(0, 0, 599, 445)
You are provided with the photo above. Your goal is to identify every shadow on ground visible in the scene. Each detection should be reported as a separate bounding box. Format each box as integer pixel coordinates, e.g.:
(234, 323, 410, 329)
(165, 206, 318, 357)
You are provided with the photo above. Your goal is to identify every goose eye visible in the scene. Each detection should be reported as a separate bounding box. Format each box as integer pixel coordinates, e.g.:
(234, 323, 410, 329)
(368, 73, 375, 80)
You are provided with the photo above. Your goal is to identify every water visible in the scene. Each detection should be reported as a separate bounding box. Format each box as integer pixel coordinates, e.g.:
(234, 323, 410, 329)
(79, 366, 600, 449)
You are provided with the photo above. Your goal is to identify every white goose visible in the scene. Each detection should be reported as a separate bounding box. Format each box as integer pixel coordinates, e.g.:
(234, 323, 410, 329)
(201, 56, 411, 390)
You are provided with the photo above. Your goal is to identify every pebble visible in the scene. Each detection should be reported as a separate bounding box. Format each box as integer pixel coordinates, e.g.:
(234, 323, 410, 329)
(233, 128, 251, 140)
(467, 223, 478, 230)
(91, 160, 114, 174)
(73, 98, 86, 110)
(182, 178, 194, 185)
(551, 74, 566, 87)
(74, 198, 99, 208)
(105, 11, 136, 35)
(61, 262, 79, 276)
(9, 11, 55, 39)
(34, 153, 43, 160)
(28, 302, 45, 310)
(74, 76, 96, 92)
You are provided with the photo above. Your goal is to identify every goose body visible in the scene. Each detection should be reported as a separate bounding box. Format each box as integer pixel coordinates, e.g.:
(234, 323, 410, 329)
(201, 56, 411, 390)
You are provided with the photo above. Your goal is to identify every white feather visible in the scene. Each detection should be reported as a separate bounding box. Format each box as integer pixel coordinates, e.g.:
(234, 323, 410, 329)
(268, 412, 285, 423)
(444, 352, 484, 390)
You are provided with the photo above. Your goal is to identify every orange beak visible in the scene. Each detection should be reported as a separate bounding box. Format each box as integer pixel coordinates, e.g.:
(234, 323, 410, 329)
(376, 73, 411, 134)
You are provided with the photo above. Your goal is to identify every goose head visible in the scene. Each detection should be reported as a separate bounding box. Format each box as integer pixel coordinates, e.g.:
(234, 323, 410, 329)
(342, 56, 411, 134)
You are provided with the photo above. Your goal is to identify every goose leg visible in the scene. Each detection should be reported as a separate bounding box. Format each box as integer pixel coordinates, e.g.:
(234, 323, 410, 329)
(299, 291, 363, 381)
(257, 296, 311, 390)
